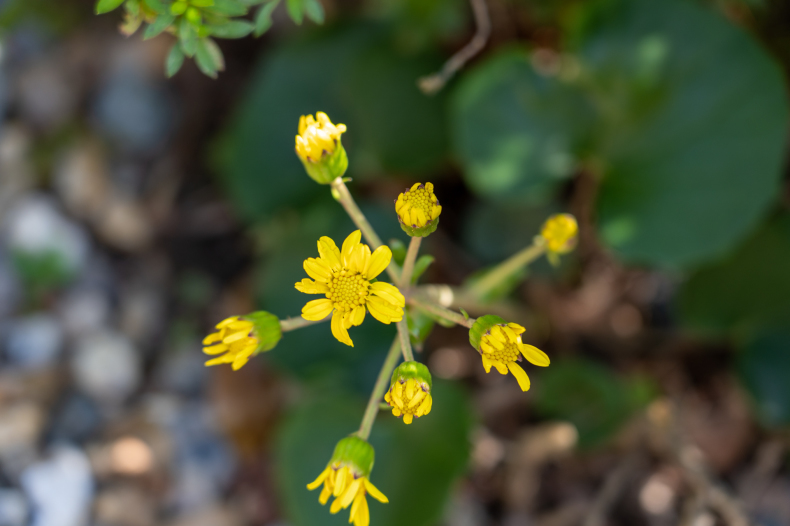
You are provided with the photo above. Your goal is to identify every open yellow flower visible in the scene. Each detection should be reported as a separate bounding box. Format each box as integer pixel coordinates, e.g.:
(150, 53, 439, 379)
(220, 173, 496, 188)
(202, 311, 281, 370)
(469, 315, 550, 391)
(307, 436, 388, 526)
(296, 230, 405, 346)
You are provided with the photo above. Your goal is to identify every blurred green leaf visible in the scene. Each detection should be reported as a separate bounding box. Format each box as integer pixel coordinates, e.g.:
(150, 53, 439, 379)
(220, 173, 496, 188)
(195, 37, 224, 78)
(451, 49, 594, 204)
(206, 0, 248, 16)
(738, 332, 790, 427)
(166, 43, 186, 77)
(678, 214, 790, 335)
(254, 0, 278, 36)
(143, 13, 175, 39)
(275, 381, 472, 526)
(142, 0, 168, 13)
(535, 359, 655, 448)
(411, 255, 434, 284)
(406, 306, 435, 348)
(303, 0, 324, 24)
(95, 0, 126, 14)
(584, 0, 788, 267)
(286, 0, 304, 24)
(207, 19, 255, 38)
(178, 18, 199, 56)
(389, 238, 407, 266)
(215, 23, 446, 222)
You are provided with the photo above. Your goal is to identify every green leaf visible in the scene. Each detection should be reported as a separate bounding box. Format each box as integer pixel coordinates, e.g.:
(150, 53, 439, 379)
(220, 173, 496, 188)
(142, 0, 168, 13)
(678, 214, 790, 335)
(275, 383, 472, 526)
(165, 43, 185, 77)
(95, 0, 125, 14)
(205, 0, 248, 16)
(286, 0, 303, 24)
(178, 17, 199, 57)
(535, 359, 656, 448)
(738, 332, 790, 427)
(389, 238, 407, 267)
(207, 19, 255, 38)
(143, 13, 175, 39)
(303, 0, 324, 24)
(411, 255, 434, 284)
(584, 0, 789, 267)
(191, 0, 215, 6)
(451, 49, 594, 204)
(253, 0, 278, 36)
(406, 306, 435, 348)
(195, 37, 224, 78)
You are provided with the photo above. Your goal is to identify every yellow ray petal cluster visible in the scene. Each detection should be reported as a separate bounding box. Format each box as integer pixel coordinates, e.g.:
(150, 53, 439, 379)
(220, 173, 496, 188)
(296, 230, 405, 346)
(541, 213, 578, 254)
(395, 182, 441, 230)
(202, 316, 259, 370)
(295, 111, 347, 163)
(307, 464, 388, 526)
(384, 377, 432, 424)
(478, 322, 550, 391)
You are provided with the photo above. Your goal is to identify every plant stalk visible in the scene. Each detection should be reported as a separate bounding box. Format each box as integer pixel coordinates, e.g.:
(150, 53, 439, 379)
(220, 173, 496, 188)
(357, 338, 401, 440)
(465, 242, 545, 301)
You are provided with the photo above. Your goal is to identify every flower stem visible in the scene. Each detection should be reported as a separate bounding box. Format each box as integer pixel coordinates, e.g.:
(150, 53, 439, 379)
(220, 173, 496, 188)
(397, 319, 414, 362)
(357, 337, 402, 440)
(465, 242, 545, 302)
(409, 296, 475, 328)
(279, 315, 328, 332)
(400, 236, 422, 288)
(330, 177, 400, 283)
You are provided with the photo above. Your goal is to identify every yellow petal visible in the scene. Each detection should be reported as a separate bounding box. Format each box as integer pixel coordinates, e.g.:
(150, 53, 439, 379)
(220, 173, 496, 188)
(307, 466, 331, 490)
(391, 407, 401, 417)
(490, 326, 507, 343)
(481, 354, 493, 373)
(353, 493, 369, 526)
(304, 258, 332, 282)
(485, 334, 505, 350)
(216, 316, 239, 328)
(403, 414, 413, 424)
(334, 467, 348, 498)
(341, 230, 362, 267)
(418, 395, 432, 416)
(331, 311, 354, 346)
(520, 344, 550, 367)
(410, 182, 421, 192)
(408, 388, 426, 408)
(342, 310, 354, 329)
(501, 325, 519, 343)
(204, 354, 233, 366)
(349, 244, 369, 274)
(405, 378, 415, 399)
(508, 362, 531, 391)
(319, 484, 332, 505)
(202, 332, 223, 345)
(228, 320, 253, 330)
(369, 282, 405, 307)
(365, 296, 403, 324)
(203, 343, 228, 355)
(339, 479, 361, 509)
(507, 322, 526, 335)
(350, 493, 363, 524)
(431, 204, 442, 220)
(492, 360, 508, 375)
(223, 330, 247, 344)
(295, 278, 329, 295)
(351, 306, 366, 326)
(366, 246, 392, 280)
(302, 298, 334, 321)
(318, 236, 342, 270)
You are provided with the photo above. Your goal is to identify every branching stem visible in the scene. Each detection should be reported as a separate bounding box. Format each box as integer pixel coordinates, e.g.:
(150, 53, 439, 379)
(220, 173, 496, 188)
(409, 296, 475, 328)
(357, 337, 402, 440)
(465, 243, 545, 302)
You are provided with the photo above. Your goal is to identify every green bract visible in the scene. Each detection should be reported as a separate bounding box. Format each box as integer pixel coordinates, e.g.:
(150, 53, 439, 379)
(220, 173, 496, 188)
(330, 436, 375, 477)
(246, 310, 283, 354)
(398, 216, 439, 238)
(468, 314, 506, 352)
(390, 361, 432, 391)
(300, 140, 349, 185)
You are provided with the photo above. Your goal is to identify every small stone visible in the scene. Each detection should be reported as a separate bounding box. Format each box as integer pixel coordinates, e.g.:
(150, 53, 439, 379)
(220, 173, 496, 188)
(53, 141, 110, 221)
(71, 331, 141, 405)
(0, 403, 44, 466)
(0, 489, 29, 526)
(15, 59, 78, 131)
(58, 287, 111, 337)
(20, 446, 93, 526)
(48, 394, 102, 444)
(4, 314, 63, 370)
(94, 198, 153, 252)
(94, 485, 155, 526)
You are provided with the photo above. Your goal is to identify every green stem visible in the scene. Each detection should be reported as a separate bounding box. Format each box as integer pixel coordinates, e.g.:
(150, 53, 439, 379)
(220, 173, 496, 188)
(396, 319, 414, 362)
(409, 296, 475, 328)
(331, 177, 400, 283)
(279, 315, 327, 332)
(400, 236, 422, 288)
(357, 338, 402, 440)
(465, 242, 545, 301)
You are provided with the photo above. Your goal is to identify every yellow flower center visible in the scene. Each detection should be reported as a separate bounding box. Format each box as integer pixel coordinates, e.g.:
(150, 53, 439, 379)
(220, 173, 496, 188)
(482, 334, 520, 364)
(327, 270, 370, 312)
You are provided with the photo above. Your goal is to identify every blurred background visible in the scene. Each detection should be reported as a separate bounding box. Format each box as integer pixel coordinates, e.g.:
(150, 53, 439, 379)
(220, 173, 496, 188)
(0, 0, 789, 525)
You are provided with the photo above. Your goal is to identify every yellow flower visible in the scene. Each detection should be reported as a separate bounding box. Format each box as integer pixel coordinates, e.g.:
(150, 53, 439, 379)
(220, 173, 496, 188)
(295, 230, 405, 347)
(202, 311, 281, 370)
(541, 213, 578, 254)
(295, 112, 348, 184)
(469, 315, 549, 391)
(307, 436, 388, 526)
(384, 361, 433, 424)
(395, 182, 442, 237)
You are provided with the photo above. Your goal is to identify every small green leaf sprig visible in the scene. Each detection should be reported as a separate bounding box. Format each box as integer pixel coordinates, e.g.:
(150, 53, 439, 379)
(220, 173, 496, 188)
(95, 0, 325, 78)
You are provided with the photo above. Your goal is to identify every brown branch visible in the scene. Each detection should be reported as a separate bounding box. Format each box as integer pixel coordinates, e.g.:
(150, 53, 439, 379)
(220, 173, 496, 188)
(418, 0, 491, 95)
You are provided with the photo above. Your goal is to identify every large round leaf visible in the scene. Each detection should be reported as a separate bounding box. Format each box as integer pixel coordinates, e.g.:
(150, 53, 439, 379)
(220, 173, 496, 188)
(585, 0, 788, 267)
(451, 49, 595, 204)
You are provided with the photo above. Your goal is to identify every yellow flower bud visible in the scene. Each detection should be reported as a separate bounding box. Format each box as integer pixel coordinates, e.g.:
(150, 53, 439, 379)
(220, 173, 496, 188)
(202, 311, 281, 370)
(384, 361, 433, 424)
(394, 182, 442, 237)
(540, 213, 578, 254)
(295, 112, 348, 184)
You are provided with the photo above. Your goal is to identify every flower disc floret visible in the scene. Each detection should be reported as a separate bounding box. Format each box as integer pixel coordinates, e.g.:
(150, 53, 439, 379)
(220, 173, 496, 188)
(384, 362, 433, 425)
(295, 112, 348, 184)
(469, 315, 550, 392)
(541, 213, 578, 254)
(202, 311, 281, 370)
(395, 182, 441, 237)
(296, 230, 405, 347)
(307, 437, 388, 526)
